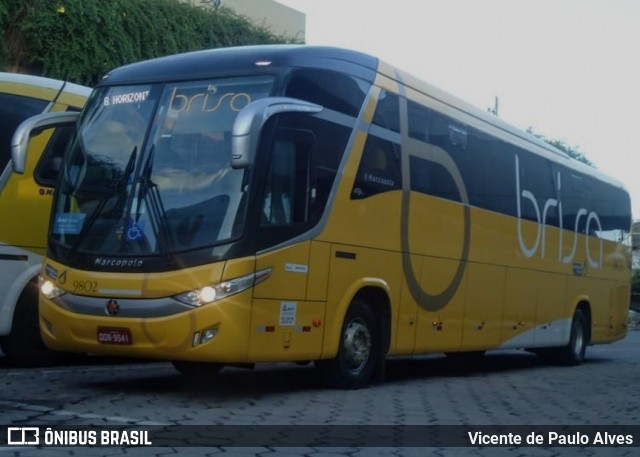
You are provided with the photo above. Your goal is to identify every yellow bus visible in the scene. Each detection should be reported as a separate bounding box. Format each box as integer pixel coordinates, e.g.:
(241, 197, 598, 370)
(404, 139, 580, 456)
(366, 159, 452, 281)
(0, 72, 90, 366)
(17, 46, 631, 387)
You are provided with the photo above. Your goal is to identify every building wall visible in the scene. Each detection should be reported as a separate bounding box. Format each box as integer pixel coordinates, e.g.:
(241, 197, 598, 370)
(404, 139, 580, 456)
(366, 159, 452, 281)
(181, 0, 305, 40)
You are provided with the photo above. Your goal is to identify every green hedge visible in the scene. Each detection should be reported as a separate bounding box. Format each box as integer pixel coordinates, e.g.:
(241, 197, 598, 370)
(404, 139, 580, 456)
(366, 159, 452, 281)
(0, 0, 299, 86)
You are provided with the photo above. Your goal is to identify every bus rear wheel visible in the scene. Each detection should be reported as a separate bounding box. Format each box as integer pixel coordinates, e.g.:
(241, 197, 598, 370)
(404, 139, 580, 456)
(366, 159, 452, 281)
(546, 309, 588, 366)
(317, 300, 379, 389)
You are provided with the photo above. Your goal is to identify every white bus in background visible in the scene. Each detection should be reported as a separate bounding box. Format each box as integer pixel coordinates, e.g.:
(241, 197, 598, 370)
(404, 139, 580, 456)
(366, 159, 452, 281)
(0, 72, 90, 366)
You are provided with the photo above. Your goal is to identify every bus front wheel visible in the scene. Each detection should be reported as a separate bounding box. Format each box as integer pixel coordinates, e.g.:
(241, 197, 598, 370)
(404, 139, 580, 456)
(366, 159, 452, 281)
(317, 300, 379, 389)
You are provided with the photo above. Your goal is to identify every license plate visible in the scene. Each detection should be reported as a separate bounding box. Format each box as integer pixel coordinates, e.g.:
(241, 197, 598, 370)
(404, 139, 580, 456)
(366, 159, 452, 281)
(97, 327, 132, 345)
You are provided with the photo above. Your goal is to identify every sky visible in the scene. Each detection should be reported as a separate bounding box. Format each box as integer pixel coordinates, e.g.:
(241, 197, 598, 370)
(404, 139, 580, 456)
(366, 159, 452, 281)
(277, 0, 640, 220)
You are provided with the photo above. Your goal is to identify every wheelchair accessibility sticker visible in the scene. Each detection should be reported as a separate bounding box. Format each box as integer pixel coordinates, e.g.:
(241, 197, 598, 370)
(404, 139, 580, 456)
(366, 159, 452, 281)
(126, 220, 145, 241)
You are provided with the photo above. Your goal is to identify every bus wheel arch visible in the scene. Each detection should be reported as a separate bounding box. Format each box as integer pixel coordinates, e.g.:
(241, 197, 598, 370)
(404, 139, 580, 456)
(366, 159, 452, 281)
(317, 286, 391, 389)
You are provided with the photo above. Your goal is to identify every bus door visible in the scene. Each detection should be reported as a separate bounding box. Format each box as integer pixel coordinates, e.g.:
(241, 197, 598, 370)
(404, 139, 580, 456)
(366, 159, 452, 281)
(251, 127, 324, 361)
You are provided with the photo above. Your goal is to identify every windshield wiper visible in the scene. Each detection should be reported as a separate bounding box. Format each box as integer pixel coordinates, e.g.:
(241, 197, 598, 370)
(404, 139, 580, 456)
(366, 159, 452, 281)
(112, 145, 138, 214)
(67, 146, 137, 256)
(130, 145, 174, 264)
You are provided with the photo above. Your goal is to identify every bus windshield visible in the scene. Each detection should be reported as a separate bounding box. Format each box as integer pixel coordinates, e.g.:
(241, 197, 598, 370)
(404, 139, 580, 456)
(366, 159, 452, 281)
(51, 76, 274, 258)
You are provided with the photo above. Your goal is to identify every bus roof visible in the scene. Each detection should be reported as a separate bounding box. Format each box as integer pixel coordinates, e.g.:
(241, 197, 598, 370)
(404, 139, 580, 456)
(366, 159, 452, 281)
(100, 45, 378, 86)
(0, 71, 92, 98)
(99, 45, 626, 193)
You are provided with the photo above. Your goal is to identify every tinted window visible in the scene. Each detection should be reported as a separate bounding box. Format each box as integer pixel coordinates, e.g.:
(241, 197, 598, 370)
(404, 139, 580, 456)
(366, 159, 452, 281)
(410, 155, 461, 202)
(561, 171, 590, 234)
(256, 113, 351, 249)
(351, 95, 631, 242)
(274, 113, 350, 222)
(285, 69, 369, 117)
(352, 89, 401, 200)
(406, 100, 558, 226)
(560, 172, 630, 240)
(515, 149, 557, 223)
(590, 181, 631, 241)
(372, 90, 400, 133)
(0, 92, 48, 170)
(465, 137, 516, 216)
(407, 100, 475, 205)
(406, 99, 631, 238)
(352, 135, 401, 199)
(35, 108, 82, 186)
(261, 138, 310, 226)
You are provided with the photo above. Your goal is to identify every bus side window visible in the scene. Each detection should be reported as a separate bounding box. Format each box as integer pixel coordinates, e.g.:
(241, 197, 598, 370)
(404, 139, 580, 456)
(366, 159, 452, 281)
(35, 124, 77, 186)
(351, 135, 401, 199)
(0, 93, 48, 172)
(261, 138, 310, 227)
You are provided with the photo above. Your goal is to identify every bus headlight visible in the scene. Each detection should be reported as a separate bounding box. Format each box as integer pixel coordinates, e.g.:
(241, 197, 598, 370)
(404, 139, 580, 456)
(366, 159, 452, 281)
(39, 277, 66, 300)
(174, 268, 272, 307)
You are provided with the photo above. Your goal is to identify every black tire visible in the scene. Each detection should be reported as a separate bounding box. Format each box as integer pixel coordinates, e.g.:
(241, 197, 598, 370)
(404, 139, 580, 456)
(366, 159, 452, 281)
(172, 361, 224, 376)
(0, 281, 72, 367)
(317, 299, 380, 389)
(548, 309, 589, 366)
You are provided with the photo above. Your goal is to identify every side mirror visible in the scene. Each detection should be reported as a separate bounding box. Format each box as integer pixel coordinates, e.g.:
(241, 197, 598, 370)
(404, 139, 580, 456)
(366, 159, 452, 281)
(231, 97, 321, 169)
(11, 111, 81, 174)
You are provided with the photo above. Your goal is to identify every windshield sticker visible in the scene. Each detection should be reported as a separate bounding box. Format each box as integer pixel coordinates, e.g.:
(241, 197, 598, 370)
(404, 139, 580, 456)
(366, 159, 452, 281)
(168, 87, 251, 114)
(53, 213, 86, 235)
(126, 220, 145, 242)
(103, 90, 150, 106)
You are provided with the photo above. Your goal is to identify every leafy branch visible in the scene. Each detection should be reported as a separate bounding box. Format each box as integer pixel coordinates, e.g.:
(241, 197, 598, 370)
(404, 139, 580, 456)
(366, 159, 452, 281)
(0, 0, 300, 85)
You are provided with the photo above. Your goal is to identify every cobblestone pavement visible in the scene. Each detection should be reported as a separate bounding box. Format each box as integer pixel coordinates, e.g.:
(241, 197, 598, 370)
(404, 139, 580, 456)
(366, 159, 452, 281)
(1, 330, 639, 457)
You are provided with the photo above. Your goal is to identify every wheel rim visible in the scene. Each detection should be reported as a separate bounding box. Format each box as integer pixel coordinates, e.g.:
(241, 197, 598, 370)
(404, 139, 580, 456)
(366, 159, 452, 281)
(342, 318, 371, 374)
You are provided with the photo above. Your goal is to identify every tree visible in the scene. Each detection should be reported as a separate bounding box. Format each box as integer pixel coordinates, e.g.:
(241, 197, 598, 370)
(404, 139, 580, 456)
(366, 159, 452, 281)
(0, 1, 6, 26)
(527, 127, 594, 167)
(0, 0, 300, 85)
